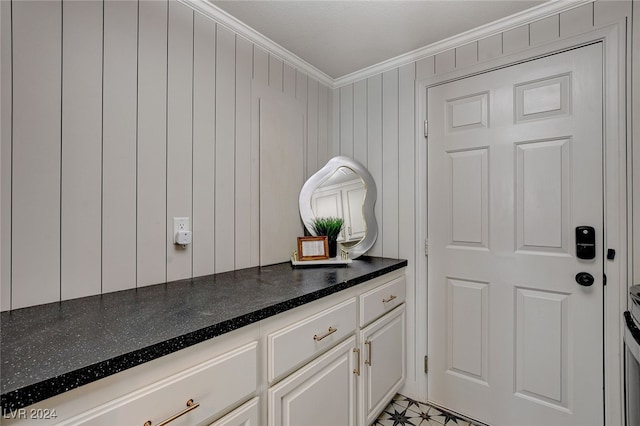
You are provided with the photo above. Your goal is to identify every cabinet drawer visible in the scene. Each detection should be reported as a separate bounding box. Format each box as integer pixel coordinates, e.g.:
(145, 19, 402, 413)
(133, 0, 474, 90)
(268, 298, 357, 383)
(359, 276, 406, 327)
(58, 341, 258, 426)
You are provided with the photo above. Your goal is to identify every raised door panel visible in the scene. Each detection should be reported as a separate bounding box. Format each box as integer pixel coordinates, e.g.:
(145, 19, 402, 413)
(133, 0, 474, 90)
(360, 305, 406, 425)
(311, 189, 346, 242)
(344, 185, 366, 241)
(268, 337, 357, 426)
(209, 397, 259, 426)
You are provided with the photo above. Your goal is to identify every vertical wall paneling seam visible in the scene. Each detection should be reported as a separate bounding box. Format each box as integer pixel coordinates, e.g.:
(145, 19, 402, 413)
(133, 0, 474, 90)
(100, 0, 105, 294)
(191, 10, 195, 277)
(366, 78, 369, 168)
(352, 84, 355, 157)
(366, 79, 369, 168)
(165, 0, 169, 283)
(318, 80, 321, 164)
(9, 0, 13, 309)
(380, 75, 384, 254)
(302, 71, 308, 179)
(339, 88, 341, 154)
(212, 21, 216, 273)
(397, 70, 400, 257)
(59, 0, 64, 301)
(233, 34, 237, 268)
(135, 0, 140, 288)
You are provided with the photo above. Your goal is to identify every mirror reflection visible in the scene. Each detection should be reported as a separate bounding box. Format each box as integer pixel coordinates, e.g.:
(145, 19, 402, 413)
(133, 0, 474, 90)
(299, 156, 377, 260)
(311, 167, 366, 247)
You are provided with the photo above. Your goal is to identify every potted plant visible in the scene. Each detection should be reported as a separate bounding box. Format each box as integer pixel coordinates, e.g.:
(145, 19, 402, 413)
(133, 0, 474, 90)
(311, 217, 344, 258)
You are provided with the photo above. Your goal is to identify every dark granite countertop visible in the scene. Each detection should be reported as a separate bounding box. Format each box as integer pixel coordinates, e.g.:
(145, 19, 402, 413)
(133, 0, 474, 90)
(0, 256, 406, 412)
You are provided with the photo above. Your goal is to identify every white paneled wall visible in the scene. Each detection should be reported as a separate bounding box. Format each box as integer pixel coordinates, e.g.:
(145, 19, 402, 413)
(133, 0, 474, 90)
(331, 0, 632, 395)
(0, 0, 332, 311)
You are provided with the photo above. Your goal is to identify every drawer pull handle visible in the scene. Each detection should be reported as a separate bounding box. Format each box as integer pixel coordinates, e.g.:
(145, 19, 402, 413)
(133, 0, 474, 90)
(365, 340, 372, 366)
(353, 348, 361, 376)
(313, 326, 337, 341)
(382, 295, 397, 303)
(144, 399, 199, 426)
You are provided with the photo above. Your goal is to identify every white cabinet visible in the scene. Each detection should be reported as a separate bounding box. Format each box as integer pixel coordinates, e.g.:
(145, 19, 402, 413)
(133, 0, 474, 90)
(209, 397, 259, 426)
(311, 180, 366, 243)
(265, 271, 406, 426)
(268, 337, 357, 426)
(359, 305, 406, 425)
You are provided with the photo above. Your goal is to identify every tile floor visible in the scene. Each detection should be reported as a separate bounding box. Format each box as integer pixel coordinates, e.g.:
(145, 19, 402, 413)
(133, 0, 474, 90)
(373, 394, 483, 426)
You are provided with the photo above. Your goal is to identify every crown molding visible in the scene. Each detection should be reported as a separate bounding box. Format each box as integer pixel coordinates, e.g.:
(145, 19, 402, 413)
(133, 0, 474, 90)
(180, 0, 335, 88)
(332, 0, 592, 88)
(180, 0, 592, 90)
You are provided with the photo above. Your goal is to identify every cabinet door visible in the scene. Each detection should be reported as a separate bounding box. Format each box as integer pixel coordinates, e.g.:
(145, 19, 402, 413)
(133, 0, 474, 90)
(268, 336, 357, 426)
(360, 305, 405, 425)
(343, 185, 366, 242)
(209, 397, 259, 426)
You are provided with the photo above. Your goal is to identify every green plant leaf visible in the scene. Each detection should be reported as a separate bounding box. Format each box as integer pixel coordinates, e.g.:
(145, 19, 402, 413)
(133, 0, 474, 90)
(312, 216, 344, 241)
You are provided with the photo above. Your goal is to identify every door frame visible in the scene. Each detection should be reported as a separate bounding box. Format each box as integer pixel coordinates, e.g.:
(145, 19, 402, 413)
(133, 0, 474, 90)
(414, 22, 630, 426)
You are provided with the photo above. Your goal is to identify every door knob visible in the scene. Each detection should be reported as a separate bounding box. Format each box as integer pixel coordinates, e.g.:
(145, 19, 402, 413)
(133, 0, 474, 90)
(575, 272, 594, 287)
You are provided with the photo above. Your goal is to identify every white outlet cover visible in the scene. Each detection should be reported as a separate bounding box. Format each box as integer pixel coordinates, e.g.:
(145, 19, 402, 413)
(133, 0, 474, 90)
(173, 217, 190, 244)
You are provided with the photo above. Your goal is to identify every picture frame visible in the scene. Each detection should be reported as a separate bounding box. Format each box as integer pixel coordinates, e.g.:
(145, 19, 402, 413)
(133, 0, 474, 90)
(297, 236, 329, 261)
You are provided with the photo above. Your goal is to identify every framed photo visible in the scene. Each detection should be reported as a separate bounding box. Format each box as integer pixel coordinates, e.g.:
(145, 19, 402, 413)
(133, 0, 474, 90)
(297, 236, 329, 261)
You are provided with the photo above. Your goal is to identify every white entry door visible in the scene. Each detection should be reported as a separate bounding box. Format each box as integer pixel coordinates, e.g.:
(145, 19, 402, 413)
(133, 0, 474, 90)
(427, 43, 603, 426)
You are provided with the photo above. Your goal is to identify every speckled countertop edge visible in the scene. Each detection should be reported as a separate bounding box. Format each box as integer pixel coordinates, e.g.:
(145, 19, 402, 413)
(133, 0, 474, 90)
(1, 257, 407, 412)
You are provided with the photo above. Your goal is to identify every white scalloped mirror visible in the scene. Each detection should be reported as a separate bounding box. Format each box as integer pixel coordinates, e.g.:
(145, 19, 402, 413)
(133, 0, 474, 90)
(299, 156, 377, 259)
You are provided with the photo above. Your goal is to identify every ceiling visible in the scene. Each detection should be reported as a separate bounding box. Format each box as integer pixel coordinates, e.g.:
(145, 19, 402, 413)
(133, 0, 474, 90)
(210, 1, 546, 79)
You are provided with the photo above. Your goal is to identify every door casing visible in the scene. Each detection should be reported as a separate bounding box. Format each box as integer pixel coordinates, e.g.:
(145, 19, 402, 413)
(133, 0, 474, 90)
(414, 22, 630, 426)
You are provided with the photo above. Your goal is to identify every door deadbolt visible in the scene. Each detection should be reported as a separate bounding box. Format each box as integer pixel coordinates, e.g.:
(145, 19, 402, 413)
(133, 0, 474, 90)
(576, 226, 596, 260)
(575, 272, 595, 287)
